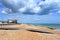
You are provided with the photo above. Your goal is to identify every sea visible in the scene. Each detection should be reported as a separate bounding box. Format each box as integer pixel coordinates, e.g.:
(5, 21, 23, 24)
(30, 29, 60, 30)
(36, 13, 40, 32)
(31, 24, 60, 29)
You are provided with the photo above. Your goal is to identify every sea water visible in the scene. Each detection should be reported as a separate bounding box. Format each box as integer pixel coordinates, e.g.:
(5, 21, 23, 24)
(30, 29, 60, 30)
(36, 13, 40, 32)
(32, 24, 60, 29)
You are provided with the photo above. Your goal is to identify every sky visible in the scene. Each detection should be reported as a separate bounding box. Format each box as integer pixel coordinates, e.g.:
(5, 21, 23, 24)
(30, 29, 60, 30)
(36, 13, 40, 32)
(0, 0, 60, 24)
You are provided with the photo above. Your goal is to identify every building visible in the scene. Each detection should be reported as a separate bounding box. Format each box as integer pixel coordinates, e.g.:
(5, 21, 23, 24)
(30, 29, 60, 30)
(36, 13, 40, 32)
(7, 20, 17, 24)
(0, 20, 18, 24)
(0, 21, 7, 24)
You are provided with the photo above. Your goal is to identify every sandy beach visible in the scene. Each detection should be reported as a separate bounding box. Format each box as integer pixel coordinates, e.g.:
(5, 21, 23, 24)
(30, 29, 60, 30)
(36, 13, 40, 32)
(0, 0, 60, 40)
(0, 24, 60, 40)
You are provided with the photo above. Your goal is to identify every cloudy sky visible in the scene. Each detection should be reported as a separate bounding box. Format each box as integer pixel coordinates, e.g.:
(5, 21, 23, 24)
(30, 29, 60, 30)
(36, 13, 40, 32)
(0, 0, 60, 24)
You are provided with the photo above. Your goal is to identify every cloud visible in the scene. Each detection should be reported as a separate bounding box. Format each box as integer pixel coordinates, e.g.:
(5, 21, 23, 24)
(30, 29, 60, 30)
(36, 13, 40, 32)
(58, 10, 60, 13)
(0, 0, 60, 15)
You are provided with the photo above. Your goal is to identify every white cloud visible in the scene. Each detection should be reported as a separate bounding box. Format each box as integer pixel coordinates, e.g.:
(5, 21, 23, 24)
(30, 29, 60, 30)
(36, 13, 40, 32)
(1, 10, 7, 14)
(57, 10, 60, 14)
(32, 7, 41, 13)
(0, 0, 60, 15)
(1, 8, 12, 14)
(18, 7, 26, 13)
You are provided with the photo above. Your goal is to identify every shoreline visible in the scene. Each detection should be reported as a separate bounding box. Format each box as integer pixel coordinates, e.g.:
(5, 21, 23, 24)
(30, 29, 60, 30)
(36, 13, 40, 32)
(53, 29, 60, 31)
(47, 27, 60, 31)
(0, 24, 60, 40)
(0, 24, 60, 32)
(0, 24, 60, 31)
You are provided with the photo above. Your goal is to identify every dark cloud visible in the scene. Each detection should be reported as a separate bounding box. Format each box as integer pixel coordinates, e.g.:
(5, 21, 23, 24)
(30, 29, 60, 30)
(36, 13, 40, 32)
(0, 0, 60, 15)
(0, 0, 25, 13)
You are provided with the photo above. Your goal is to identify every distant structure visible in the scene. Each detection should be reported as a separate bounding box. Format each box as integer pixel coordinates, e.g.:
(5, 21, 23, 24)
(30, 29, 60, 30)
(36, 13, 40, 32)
(7, 20, 18, 24)
(0, 21, 7, 24)
(0, 20, 18, 24)
(0, 21, 2, 24)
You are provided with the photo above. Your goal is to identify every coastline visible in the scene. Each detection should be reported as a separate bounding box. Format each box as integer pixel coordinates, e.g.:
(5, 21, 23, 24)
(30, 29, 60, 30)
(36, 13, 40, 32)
(0, 24, 60, 31)
(53, 29, 60, 31)
(47, 27, 60, 32)
(0, 24, 60, 40)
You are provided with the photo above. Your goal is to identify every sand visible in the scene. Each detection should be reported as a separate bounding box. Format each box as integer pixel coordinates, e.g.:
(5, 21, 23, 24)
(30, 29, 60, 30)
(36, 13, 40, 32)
(0, 24, 60, 40)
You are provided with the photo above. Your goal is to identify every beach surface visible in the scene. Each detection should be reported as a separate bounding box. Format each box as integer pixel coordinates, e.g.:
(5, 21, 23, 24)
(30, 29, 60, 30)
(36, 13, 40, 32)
(0, 24, 60, 40)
